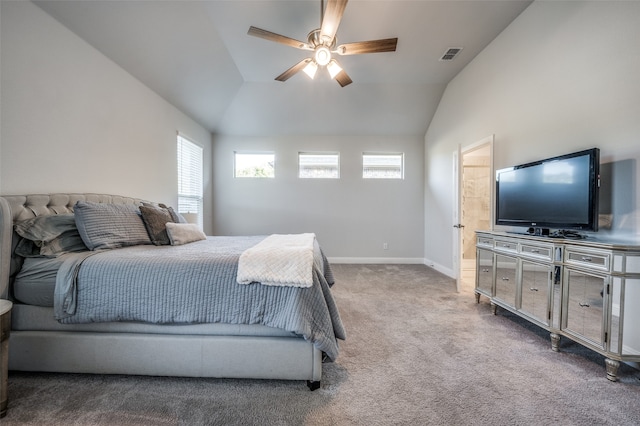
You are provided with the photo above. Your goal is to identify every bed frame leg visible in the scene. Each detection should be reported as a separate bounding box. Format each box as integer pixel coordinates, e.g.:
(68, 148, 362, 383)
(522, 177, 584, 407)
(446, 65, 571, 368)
(306, 380, 321, 391)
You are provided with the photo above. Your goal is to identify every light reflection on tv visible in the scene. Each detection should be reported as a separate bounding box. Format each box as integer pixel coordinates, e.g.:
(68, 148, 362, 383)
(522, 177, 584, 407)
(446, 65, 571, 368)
(498, 155, 590, 223)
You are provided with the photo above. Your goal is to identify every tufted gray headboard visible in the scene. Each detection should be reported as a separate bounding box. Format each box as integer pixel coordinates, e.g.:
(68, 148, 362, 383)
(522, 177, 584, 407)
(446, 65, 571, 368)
(0, 193, 147, 299)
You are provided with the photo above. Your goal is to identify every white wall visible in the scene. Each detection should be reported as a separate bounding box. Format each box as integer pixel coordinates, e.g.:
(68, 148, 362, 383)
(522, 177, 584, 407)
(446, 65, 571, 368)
(213, 135, 424, 261)
(424, 1, 640, 272)
(0, 1, 213, 233)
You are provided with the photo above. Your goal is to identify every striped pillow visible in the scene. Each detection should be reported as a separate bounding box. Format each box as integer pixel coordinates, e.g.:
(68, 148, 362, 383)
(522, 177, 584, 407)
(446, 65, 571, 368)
(74, 201, 152, 250)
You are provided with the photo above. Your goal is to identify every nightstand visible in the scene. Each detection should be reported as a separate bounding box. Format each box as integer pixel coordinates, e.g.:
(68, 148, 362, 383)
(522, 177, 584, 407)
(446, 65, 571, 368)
(0, 299, 12, 418)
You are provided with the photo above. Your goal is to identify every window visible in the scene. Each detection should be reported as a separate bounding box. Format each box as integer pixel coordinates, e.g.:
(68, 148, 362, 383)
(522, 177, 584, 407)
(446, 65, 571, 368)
(234, 152, 275, 178)
(298, 152, 340, 179)
(362, 153, 404, 179)
(177, 134, 203, 218)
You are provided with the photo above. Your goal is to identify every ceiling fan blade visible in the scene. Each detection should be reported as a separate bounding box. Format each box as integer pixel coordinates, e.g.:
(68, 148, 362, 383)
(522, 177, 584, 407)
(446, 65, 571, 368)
(248, 26, 310, 50)
(275, 59, 311, 82)
(336, 38, 398, 55)
(320, 0, 348, 43)
(335, 69, 352, 87)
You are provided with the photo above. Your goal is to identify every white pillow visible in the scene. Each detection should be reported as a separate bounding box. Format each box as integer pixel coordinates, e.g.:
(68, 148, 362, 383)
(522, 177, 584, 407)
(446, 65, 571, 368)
(165, 223, 206, 246)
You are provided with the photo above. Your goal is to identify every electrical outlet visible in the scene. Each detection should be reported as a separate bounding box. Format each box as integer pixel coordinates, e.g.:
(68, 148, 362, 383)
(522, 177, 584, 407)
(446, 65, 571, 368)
(383, 243, 388, 250)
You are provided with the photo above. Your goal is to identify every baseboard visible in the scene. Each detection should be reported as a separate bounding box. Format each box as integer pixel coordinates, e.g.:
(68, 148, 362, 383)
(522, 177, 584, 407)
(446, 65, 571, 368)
(328, 257, 426, 265)
(423, 258, 455, 279)
(327, 257, 456, 279)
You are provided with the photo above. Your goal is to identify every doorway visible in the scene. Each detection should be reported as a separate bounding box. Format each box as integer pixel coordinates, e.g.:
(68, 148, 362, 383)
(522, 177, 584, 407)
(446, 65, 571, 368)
(456, 137, 493, 292)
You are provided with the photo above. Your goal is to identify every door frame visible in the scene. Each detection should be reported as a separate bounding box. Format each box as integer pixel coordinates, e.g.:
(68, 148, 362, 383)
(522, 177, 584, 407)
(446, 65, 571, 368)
(453, 135, 494, 292)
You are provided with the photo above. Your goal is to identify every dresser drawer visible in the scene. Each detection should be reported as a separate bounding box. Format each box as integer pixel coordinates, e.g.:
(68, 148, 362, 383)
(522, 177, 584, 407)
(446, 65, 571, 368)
(565, 249, 610, 272)
(494, 240, 518, 253)
(477, 236, 493, 248)
(520, 243, 553, 261)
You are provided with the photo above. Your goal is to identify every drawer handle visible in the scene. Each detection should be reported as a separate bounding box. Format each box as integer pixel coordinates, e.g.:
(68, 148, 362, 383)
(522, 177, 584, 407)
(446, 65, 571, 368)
(530, 287, 539, 292)
(481, 268, 489, 273)
(581, 256, 592, 262)
(501, 277, 510, 281)
(531, 249, 540, 253)
(579, 302, 590, 308)
(502, 244, 511, 248)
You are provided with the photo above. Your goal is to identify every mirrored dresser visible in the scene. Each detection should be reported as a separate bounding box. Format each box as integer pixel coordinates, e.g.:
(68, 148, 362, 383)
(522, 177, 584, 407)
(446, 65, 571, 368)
(476, 231, 640, 381)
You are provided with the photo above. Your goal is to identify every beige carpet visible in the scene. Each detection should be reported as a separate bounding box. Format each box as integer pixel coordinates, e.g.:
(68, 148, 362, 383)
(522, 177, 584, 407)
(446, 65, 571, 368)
(4, 264, 640, 425)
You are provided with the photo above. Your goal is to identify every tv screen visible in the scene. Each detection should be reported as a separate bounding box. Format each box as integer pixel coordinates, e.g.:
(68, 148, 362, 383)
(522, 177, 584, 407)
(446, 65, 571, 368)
(495, 148, 600, 233)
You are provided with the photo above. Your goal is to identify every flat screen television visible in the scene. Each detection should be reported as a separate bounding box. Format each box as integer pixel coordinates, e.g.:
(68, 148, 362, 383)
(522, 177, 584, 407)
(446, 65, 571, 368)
(495, 148, 600, 235)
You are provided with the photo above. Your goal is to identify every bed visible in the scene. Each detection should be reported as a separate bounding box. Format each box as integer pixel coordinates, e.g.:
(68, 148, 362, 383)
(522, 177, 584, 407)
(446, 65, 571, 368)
(0, 193, 345, 390)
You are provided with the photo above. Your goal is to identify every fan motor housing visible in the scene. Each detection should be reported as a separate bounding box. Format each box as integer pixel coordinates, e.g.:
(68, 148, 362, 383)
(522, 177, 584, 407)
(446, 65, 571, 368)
(307, 29, 337, 50)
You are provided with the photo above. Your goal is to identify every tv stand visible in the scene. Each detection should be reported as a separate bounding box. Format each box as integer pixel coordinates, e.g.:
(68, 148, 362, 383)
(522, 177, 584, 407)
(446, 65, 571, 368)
(476, 231, 640, 381)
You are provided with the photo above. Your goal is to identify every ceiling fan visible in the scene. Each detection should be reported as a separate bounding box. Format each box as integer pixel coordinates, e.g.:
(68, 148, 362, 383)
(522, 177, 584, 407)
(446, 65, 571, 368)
(247, 0, 398, 87)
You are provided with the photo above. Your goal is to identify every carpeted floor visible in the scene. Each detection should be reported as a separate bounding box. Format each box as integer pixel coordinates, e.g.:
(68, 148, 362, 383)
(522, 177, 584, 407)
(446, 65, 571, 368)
(4, 264, 640, 425)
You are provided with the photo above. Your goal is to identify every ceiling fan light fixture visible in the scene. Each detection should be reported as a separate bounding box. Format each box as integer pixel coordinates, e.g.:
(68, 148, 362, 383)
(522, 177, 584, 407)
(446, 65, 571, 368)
(303, 60, 318, 79)
(315, 46, 331, 66)
(327, 59, 342, 79)
(247, 0, 398, 87)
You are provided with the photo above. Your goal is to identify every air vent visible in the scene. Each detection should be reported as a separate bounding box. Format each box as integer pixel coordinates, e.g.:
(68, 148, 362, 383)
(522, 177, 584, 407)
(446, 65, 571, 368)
(440, 47, 463, 61)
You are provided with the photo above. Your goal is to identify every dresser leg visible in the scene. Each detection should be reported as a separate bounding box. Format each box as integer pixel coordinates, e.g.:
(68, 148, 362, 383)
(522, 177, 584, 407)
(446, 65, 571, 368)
(605, 358, 620, 382)
(475, 292, 480, 303)
(490, 302, 497, 315)
(550, 333, 561, 352)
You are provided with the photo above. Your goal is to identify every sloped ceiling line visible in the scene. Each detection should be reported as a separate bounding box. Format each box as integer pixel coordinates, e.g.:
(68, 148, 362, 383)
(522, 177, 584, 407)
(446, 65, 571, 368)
(34, 0, 532, 136)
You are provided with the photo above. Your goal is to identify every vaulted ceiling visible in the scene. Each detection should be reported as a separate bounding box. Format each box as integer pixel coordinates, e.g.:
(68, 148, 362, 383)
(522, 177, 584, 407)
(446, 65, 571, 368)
(34, 0, 532, 137)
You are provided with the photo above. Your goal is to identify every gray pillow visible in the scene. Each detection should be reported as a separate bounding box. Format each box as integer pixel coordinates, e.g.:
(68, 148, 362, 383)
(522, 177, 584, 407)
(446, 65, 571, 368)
(74, 201, 152, 250)
(140, 204, 174, 246)
(15, 214, 77, 242)
(39, 231, 88, 256)
(15, 231, 88, 258)
(14, 214, 88, 257)
(158, 203, 187, 223)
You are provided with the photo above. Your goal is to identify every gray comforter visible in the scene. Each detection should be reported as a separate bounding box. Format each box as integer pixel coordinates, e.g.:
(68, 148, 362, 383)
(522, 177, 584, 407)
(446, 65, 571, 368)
(53, 236, 345, 360)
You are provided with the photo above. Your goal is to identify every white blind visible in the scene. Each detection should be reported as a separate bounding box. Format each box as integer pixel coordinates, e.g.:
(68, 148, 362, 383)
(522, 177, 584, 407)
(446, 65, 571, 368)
(362, 153, 404, 179)
(177, 134, 203, 215)
(299, 152, 340, 178)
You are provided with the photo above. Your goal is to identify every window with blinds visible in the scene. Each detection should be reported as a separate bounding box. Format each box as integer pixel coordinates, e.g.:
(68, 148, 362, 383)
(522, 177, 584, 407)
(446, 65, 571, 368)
(298, 152, 340, 178)
(362, 153, 404, 179)
(177, 134, 203, 217)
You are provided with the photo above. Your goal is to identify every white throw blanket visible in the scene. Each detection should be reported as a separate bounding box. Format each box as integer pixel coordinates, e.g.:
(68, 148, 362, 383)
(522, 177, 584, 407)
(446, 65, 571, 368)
(236, 233, 316, 287)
